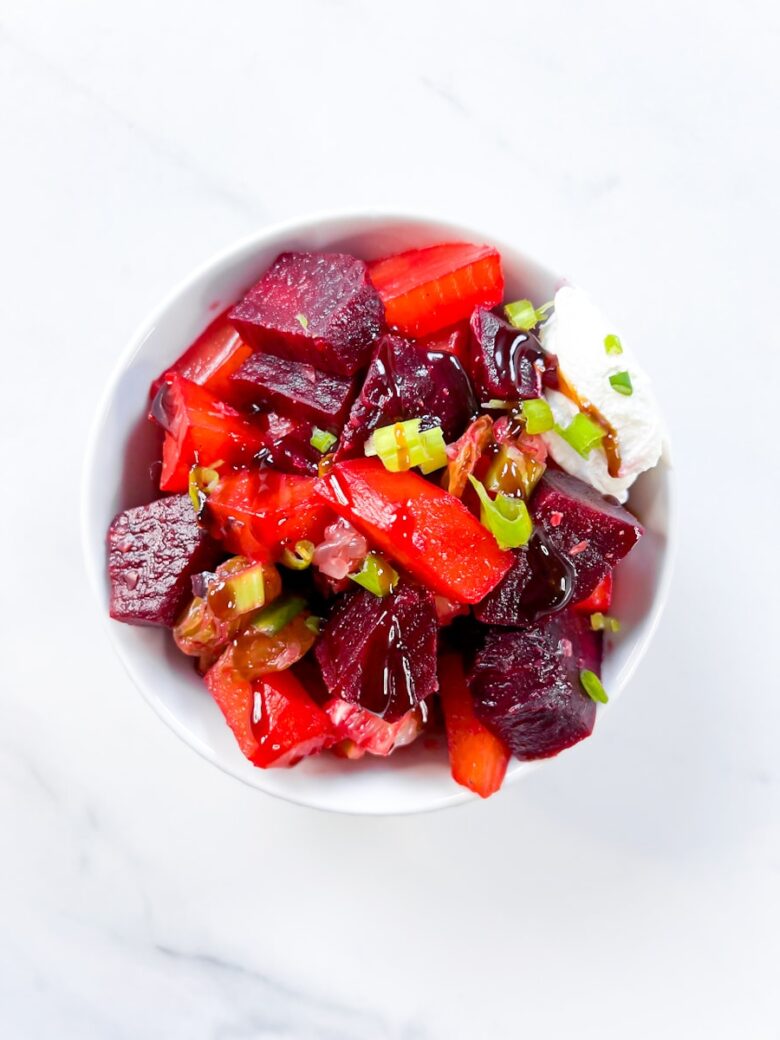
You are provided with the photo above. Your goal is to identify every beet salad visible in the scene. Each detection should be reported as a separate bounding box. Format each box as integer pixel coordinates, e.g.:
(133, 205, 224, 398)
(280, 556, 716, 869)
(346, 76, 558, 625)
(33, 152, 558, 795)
(107, 241, 663, 797)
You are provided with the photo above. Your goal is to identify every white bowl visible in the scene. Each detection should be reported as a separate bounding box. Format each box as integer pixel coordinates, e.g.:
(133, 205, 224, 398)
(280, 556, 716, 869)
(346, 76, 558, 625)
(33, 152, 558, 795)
(82, 211, 674, 815)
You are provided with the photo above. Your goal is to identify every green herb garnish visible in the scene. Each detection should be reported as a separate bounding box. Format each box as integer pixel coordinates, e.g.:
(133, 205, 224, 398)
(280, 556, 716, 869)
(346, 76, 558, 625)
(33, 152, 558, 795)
(280, 540, 315, 570)
(555, 413, 606, 458)
(520, 397, 555, 434)
(295, 313, 309, 330)
(604, 334, 623, 355)
(250, 595, 307, 636)
(349, 552, 399, 597)
(310, 427, 337, 454)
(366, 418, 447, 474)
(504, 298, 554, 331)
(609, 371, 633, 396)
(580, 669, 608, 703)
(590, 612, 621, 633)
(468, 475, 533, 550)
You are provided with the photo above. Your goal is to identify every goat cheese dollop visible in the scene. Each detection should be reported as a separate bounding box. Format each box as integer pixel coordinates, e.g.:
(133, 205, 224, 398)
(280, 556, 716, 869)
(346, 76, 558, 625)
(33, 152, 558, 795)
(540, 286, 663, 503)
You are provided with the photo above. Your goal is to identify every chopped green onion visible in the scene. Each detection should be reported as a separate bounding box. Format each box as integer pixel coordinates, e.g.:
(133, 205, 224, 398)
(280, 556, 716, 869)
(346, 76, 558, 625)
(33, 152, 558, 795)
(504, 299, 554, 331)
(349, 552, 399, 597)
(250, 595, 307, 636)
(295, 313, 309, 330)
(188, 464, 220, 513)
(520, 397, 555, 434)
(590, 612, 621, 633)
(609, 370, 633, 396)
(468, 475, 533, 550)
(580, 669, 608, 704)
(366, 418, 447, 474)
(484, 399, 516, 411)
(604, 334, 623, 355)
(280, 540, 315, 570)
(208, 563, 266, 619)
(304, 616, 322, 635)
(310, 427, 337, 454)
(555, 413, 605, 458)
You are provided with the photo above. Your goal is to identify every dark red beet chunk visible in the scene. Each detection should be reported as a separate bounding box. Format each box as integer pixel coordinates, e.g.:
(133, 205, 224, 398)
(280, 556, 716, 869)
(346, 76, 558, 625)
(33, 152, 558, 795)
(469, 307, 547, 403)
(230, 351, 356, 428)
(469, 611, 602, 759)
(108, 494, 219, 627)
(473, 532, 575, 627)
(531, 470, 643, 600)
(315, 579, 439, 721)
(259, 411, 322, 476)
(336, 334, 478, 460)
(229, 252, 384, 376)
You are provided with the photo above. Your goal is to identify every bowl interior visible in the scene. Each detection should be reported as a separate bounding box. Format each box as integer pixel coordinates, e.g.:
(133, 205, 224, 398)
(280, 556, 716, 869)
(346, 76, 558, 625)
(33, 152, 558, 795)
(83, 213, 673, 814)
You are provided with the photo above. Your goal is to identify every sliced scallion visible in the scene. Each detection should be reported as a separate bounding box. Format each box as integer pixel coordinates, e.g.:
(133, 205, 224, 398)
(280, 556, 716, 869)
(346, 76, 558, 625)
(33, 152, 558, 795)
(609, 371, 633, 396)
(310, 427, 337, 454)
(555, 413, 605, 458)
(604, 334, 623, 355)
(349, 552, 399, 597)
(520, 397, 555, 434)
(468, 475, 533, 550)
(250, 595, 307, 636)
(580, 669, 608, 703)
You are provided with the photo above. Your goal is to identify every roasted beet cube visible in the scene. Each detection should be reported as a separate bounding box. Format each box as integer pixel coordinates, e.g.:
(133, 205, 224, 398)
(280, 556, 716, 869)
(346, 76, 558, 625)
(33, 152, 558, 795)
(229, 252, 384, 376)
(259, 411, 322, 476)
(315, 580, 438, 721)
(531, 470, 643, 600)
(473, 532, 575, 627)
(468, 611, 602, 760)
(108, 494, 219, 627)
(336, 334, 478, 459)
(229, 351, 356, 428)
(469, 307, 548, 403)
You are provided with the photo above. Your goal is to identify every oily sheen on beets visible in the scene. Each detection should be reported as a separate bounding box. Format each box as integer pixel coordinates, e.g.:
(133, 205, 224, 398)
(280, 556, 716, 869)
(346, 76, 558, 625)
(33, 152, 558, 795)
(105, 238, 652, 798)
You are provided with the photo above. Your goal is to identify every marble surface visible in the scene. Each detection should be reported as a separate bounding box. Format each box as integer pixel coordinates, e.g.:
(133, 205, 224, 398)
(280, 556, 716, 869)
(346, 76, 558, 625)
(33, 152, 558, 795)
(1, 1, 778, 1036)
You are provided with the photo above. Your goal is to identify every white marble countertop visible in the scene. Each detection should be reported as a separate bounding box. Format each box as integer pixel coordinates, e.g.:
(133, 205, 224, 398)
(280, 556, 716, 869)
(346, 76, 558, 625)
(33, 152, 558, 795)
(2, 1, 779, 1036)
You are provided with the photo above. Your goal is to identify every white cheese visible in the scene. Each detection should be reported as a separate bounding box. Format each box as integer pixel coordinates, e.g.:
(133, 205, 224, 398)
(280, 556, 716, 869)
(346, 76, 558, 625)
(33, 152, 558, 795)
(539, 286, 663, 502)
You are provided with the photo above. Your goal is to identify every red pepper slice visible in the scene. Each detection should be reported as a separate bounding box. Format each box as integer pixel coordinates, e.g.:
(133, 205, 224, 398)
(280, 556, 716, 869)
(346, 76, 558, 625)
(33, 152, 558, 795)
(152, 374, 265, 492)
(202, 467, 333, 561)
(368, 243, 504, 338)
(150, 309, 252, 402)
(204, 648, 334, 767)
(439, 652, 510, 798)
(315, 458, 511, 603)
(573, 572, 613, 613)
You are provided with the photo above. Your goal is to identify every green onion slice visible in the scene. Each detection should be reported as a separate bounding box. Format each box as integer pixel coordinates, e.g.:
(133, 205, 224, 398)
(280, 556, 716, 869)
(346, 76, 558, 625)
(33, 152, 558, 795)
(310, 427, 337, 454)
(555, 413, 606, 458)
(520, 397, 555, 434)
(365, 418, 447, 474)
(580, 669, 609, 703)
(295, 313, 309, 330)
(590, 612, 621, 633)
(250, 595, 307, 636)
(349, 552, 399, 597)
(609, 371, 633, 396)
(604, 334, 623, 355)
(188, 465, 220, 513)
(468, 475, 533, 550)
(504, 299, 554, 331)
(280, 540, 315, 570)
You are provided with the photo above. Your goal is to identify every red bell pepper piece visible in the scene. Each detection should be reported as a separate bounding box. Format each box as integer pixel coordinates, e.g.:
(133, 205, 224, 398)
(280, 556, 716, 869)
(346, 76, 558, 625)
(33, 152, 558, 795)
(439, 652, 510, 798)
(202, 467, 333, 561)
(368, 243, 504, 338)
(152, 374, 265, 493)
(150, 309, 253, 402)
(573, 572, 613, 613)
(205, 648, 334, 767)
(315, 458, 511, 603)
